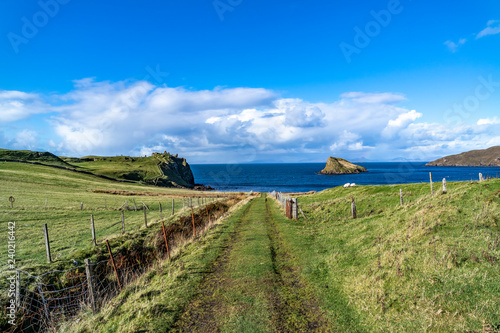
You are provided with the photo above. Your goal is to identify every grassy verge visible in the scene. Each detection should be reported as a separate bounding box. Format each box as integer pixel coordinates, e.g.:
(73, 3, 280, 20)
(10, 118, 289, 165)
(60, 197, 254, 332)
(271, 179, 500, 331)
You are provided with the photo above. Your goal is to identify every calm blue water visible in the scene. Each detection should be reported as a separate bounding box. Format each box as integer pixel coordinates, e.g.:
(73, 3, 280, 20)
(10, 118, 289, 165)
(190, 162, 500, 193)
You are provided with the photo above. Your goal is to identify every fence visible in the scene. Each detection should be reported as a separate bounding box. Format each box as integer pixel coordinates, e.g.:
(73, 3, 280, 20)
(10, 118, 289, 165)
(1, 194, 231, 267)
(10, 255, 151, 332)
(270, 191, 298, 219)
(3, 198, 235, 333)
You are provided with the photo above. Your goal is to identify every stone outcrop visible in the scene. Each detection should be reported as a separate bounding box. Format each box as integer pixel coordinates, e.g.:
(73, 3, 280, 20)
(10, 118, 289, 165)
(318, 157, 367, 175)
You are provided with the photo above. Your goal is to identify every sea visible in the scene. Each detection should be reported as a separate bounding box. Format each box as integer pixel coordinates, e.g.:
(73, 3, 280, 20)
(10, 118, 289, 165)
(190, 162, 500, 193)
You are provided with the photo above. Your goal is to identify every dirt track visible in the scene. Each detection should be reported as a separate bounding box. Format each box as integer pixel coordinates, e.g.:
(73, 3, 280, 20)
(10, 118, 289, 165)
(172, 195, 327, 332)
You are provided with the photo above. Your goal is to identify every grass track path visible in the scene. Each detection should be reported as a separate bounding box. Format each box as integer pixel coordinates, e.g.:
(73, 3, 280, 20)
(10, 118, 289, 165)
(173, 195, 327, 332)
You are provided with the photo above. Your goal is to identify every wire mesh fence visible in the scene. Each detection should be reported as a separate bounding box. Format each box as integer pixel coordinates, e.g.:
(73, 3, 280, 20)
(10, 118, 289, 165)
(6, 256, 152, 333)
(2, 198, 236, 333)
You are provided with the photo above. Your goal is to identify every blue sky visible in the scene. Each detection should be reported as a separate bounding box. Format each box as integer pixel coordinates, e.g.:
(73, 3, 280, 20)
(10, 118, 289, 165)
(0, 0, 499, 163)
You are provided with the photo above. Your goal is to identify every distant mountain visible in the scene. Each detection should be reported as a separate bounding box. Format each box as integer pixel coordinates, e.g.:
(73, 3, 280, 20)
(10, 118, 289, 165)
(425, 146, 500, 167)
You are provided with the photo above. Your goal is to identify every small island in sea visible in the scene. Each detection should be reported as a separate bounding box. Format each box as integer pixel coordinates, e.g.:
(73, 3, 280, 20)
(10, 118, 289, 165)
(425, 146, 500, 167)
(318, 156, 367, 175)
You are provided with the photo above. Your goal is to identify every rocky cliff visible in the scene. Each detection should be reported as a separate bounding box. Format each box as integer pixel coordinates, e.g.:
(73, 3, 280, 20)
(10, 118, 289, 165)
(318, 157, 367, 175)
(425, 146, 500, 167)
(0, 149, 199, 189)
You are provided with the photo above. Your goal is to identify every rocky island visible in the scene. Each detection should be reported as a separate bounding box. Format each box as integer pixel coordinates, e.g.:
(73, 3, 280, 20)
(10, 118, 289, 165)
(318, 157, 367, 175)
(425, 146, 500, 167)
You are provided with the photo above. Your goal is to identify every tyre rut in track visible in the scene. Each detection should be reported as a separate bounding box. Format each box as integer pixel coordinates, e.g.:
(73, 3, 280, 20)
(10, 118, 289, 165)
(171, 199, 256, 332)
(173, 196, 328, 332)
(264, 198, 328, 332)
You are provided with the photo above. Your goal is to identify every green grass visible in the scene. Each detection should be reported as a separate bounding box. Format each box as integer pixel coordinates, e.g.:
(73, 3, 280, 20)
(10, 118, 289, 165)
(190, 197, 276, 333)
(0, 148, 72, 168)
(61, 198, 253, 332)
(3, 156, 499, 332)
(65, 195, 326, 332)
(0, 161, 218, 270)
(0, 148, 195, 188)
(272, 179, 500, 331)
(68, 155, 164, 183)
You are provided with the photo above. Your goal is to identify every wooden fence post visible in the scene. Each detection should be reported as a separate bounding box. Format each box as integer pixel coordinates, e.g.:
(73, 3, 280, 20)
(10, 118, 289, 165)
(429, 172, 434, 195)
(206, 206, 211, 224)
(43, 224, 51, 263)
(143, 206, 148, 228)
(400, 189, 404, 205)
(121, 210, 125, 234)
(161, 221, 171, 260)
(191, 207, 196, 237)
(105, 199, 107, 209)
(81, 202, 83, 210)
(183, 198, 185, 210)
(442, 178, 447, 193)
(292, 198, 298, 219)
(159, 202, 163, 220)
(106, 240, 122, 291)
(84, 259, 96, 314)
(133, 199, 137, 211)
(172, 198, 175, 215)
(91, 215, 97, 246)
(351, 198, 357, 219)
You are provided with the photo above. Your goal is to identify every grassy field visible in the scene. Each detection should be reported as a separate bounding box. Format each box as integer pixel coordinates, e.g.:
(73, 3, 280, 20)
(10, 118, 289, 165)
(0, 161, 221, 271)
(280, 179, 500, 331)
(2, 158, 499, 332)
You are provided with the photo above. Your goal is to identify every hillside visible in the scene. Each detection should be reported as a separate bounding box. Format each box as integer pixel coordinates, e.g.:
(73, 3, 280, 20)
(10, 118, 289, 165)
(68, 152, 195, 188)
(318, 156, 367, 175)
(0, 148, 74, 168)
(426, 146, 500, 167)
(0, 149, 197, 188)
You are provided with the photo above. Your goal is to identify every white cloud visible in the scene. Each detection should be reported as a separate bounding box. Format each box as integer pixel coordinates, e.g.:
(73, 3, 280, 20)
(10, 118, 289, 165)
(2, 78, 499, 163)
(477, 116, 500, 125)
(444, 39, 467, 53)
(339, 92, 406, 104)
(445, 20, 500, 53)
(476, 20, 500, 39)
(382, 110, 422, 138)
(0, 90, 50, 122)
(12, 130, 37, 149)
